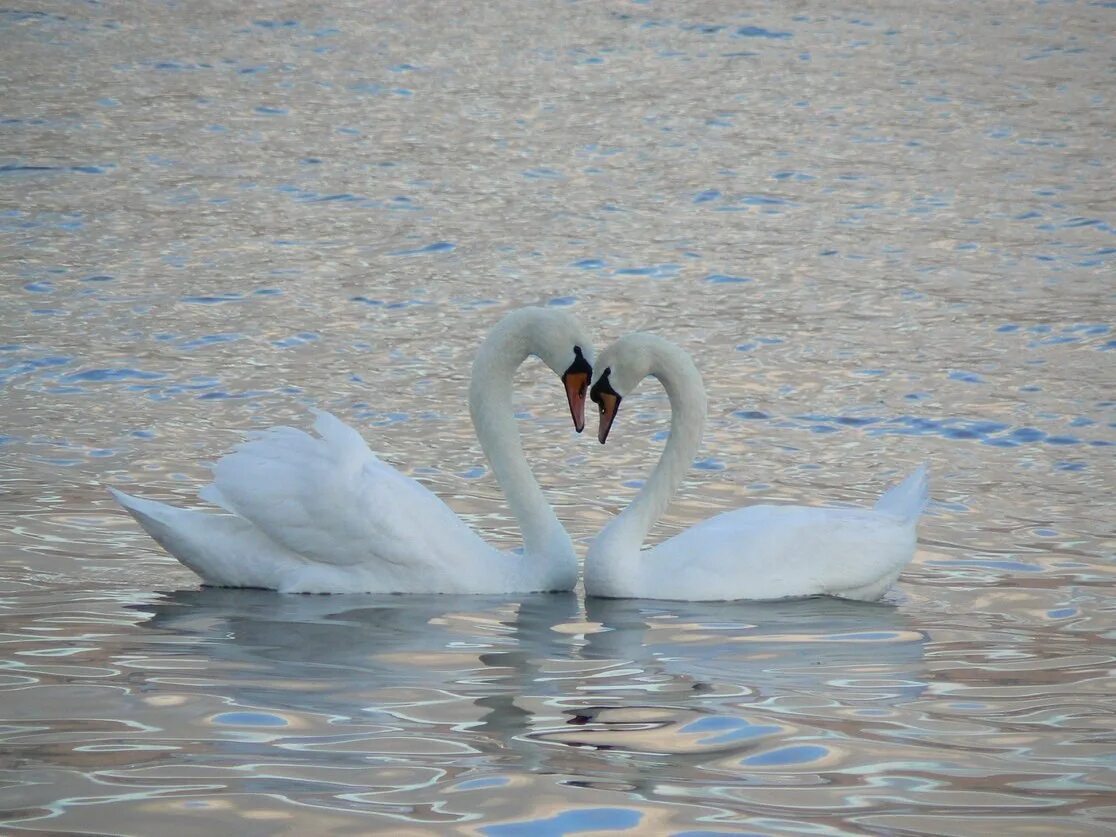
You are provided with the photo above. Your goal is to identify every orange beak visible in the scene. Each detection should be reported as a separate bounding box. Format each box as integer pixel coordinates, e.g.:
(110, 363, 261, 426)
(562, 371, 589, 433)
(596, 391, 621, 444)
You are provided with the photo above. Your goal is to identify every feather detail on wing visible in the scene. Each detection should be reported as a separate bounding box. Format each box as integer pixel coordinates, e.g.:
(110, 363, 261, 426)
(198, 410, 484, 571)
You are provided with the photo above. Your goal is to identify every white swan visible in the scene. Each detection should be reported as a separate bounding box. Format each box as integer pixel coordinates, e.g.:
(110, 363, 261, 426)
(584, 334, 928, 602)
(110, 308, 595, 594)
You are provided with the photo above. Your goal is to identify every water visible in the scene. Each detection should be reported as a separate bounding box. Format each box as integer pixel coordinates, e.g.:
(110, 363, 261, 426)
(2, 0, 1114, 833)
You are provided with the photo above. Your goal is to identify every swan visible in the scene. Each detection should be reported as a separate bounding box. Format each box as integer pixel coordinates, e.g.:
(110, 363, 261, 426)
(110, 307, 595, 594)
(584, 333, 929, 602)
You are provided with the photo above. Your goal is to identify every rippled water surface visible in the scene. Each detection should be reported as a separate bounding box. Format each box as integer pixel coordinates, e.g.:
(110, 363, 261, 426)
(3, 0, 1115, 833)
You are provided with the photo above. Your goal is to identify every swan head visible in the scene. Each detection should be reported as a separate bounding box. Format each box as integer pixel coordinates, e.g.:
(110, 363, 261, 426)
(589, 334, 657, 444)
(561, 345, 593, 433)
(494, 307, 595, 433)
(591, 333, 706, 445)
(543, 313, 594, 434)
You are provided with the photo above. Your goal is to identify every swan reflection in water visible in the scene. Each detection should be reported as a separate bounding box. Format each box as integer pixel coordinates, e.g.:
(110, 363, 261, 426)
(131, 590, 928, 776)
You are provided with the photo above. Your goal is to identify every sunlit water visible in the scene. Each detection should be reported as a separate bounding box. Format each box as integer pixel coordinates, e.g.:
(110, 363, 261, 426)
(3, 1, 1115, 834)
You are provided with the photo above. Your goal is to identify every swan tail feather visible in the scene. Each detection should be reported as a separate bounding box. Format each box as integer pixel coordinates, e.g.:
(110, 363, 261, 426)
(110, 487, 181, 531)
(873, 464, 929, 524)
(109, 487, 303, 589)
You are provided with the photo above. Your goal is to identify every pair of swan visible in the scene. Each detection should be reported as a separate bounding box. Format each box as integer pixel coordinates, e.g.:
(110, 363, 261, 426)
(112, 308, 928, 601)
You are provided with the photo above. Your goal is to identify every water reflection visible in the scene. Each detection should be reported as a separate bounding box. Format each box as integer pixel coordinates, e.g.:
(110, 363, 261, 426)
(131, 591, 928, 730)
(581, 595, 926, 693)
(134, 590, 581, 723)
(4, 572, 1114, 831)
(32, 588, 915, 829)
(540, 597, 926, 765)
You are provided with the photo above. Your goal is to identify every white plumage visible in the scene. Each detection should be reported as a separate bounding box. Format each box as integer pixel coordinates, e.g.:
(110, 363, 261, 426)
(112, 308, 595, 594)
(585, 334, 928, 602)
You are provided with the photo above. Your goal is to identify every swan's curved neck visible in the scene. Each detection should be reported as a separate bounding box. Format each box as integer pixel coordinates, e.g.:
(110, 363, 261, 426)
(469, 321, 572, 563)
(599, 345, 707, 558)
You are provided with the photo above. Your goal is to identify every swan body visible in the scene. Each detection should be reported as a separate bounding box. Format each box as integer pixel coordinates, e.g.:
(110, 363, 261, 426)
(112, 308, 594, 594)
(585, 334, 928, 602)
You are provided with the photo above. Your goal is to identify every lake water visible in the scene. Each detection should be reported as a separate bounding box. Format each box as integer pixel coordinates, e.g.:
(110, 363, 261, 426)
(2, 1, 1114, 833)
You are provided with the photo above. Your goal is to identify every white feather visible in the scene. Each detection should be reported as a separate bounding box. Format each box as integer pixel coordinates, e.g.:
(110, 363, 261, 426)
(110, 309, 592, 594)
(585, 334, 929, 602)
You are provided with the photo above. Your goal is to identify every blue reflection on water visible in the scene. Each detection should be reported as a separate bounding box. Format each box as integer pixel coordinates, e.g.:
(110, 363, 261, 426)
(742, 745, 830, 766)
(726, 409, 1112, 450)
(390, 241, 455, 256)
(735, 26, 792, 39)
(454, 776, 510, 791)
(482, 808, 642, 836)
(212, 711, 288, 727)
(683, 716, 783, 746)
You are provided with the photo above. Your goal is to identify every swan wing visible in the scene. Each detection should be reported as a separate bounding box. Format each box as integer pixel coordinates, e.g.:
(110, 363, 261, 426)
(198, 411, 490, 575)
